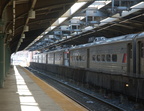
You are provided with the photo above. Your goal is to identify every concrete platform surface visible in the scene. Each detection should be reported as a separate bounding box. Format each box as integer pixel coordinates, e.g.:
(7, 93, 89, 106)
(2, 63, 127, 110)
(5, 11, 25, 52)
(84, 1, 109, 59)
(0, 66, 87, 111)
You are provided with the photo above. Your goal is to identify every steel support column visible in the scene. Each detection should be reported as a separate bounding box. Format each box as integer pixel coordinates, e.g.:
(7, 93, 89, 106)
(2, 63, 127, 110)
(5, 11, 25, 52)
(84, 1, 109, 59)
(0, 36, 4, 88)
(5, 44, 11, 77)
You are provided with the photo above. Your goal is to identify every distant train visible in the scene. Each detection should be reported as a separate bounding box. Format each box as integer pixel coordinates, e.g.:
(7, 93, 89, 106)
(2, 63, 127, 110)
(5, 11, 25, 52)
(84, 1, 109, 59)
(32, 32, 144, 100)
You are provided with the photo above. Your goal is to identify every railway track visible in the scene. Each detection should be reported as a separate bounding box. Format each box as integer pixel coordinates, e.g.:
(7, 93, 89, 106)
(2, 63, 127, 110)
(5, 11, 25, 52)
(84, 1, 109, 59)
(27, 67, 128, 111)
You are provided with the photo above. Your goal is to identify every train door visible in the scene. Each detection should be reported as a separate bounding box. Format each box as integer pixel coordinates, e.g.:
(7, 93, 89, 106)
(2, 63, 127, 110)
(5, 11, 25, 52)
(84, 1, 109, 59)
(137, 41, 144, 74)
(127, 43, 133, 74)
(87, 49, 89, 68)
(53, 53, 55, 64)
(64, 50, 70, 66)
(46, 54, 48, 64)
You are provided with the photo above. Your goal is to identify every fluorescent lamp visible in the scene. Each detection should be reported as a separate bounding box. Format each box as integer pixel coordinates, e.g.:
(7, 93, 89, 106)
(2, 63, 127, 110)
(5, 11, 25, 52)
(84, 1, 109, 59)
(29, 9, 35, 19)
(21, 34, 25, 38)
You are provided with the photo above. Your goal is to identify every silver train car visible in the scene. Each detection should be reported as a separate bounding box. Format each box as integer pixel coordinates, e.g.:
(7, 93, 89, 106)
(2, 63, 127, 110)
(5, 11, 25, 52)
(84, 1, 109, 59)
(69, 34, 137, 75)
(31, 32, 144, 100)
(34, 49, 70, 66)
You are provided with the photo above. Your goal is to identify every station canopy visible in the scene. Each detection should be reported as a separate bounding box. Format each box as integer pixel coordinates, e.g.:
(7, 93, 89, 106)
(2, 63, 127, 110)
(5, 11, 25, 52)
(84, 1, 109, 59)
(1, 0, 144, 53)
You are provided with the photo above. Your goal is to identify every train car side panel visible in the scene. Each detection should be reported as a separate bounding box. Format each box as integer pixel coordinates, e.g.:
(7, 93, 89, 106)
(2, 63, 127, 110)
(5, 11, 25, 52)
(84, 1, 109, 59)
(89, 42, 128, 75)
(136, 38, 144, 75)
(55, 51, 64, 65)
(64, 50, 70, 66)
(70, 48, 87, 68)
(42, 53, 47, 64)
(47, 52, 55, 64)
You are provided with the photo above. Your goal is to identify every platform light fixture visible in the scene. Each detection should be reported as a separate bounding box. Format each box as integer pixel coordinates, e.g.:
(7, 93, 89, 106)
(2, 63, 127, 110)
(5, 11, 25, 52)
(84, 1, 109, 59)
(21, 33, 25, 39)
(125, 83, 129, 87)
(20, 39, 23, 42)
(29, 9, 35, 19)
(24, 25, 29, 32)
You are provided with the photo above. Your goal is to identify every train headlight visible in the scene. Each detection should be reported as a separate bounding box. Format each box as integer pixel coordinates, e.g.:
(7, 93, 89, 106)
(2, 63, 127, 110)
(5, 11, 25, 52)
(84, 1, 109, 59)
(125, 83, 129, 87)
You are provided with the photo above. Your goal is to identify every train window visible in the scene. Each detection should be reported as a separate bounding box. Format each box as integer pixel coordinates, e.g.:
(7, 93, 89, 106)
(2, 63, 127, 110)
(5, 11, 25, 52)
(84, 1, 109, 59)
(106, 54, 111, 62)
(79, 56, 82, 61)
(60, 54, 62, 60)
(78, 56, 80, 61)
(101, 55, 105, 61)
(76, 56, 79, 61)
(97, 55, 100, 61)
(141, 43, 144, 58)
(92, 55, 96, 61)
(112, 54, 117, 62)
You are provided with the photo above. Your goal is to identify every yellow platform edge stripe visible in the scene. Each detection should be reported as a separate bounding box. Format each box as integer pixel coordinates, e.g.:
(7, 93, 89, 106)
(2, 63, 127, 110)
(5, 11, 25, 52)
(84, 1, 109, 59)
(21, 67, 87, 111)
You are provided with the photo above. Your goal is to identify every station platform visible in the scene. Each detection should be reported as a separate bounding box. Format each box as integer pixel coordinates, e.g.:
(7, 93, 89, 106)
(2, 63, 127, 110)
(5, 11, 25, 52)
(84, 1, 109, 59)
(0, 66, 87, 111)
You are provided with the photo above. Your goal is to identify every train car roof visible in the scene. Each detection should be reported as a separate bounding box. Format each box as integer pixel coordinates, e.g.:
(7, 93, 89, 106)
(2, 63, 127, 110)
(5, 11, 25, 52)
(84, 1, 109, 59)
(69, 33, 138, 50)
(135, 32, 144, 40)
(46, 48, 68, 54)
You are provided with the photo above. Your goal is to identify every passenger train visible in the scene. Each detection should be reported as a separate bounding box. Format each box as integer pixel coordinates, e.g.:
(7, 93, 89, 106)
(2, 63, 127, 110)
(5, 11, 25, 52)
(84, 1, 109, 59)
(31, 32, 144, 100)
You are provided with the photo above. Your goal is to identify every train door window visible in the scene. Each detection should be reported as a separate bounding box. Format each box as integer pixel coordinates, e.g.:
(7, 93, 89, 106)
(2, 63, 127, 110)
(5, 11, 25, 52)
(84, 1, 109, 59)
(76, 56, 79, 61)
(92, 55, 96, 61)
(112, 54, 117, 62)
(106, 54, 111, 62)
(59, 54, 62, 60)
(82, 56, 85, 61)
(141, 43, 144, 58)
(79, 56, 82, 61)
(78, 56, 80, 61)
(101, 55, 105, 61)
(128, 44, 132, 58)
(97, 55, 100, 61)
